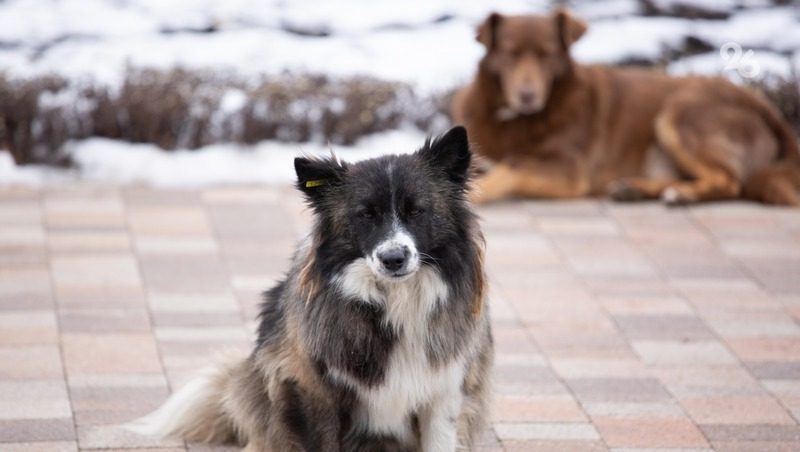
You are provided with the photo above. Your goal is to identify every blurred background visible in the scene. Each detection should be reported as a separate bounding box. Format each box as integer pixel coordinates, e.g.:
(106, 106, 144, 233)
(0, 0, 798, 186)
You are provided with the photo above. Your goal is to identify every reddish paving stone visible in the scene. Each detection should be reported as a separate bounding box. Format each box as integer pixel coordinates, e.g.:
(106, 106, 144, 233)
(0, 418, 76, 442)
(582, 401, 686, 418)
(699, 424, 800, 442)
(50, 254, 142, 289)
(151, 311, 244, 328)
(548, 356, 649, 379)
(492, 363, 565, 396)
(0, 442, 78, 452)
(703, 312, 800, 339)
(0, 202, 43, 225)
(613, 314, 714, 340)
(70, 386, 169, 425)
(598, 295, 694, 316)
(581, 275, 675, 297)
(134, 235, 219, 255)
(138, 255, 231, 293)
(207, 205, 295, 240)
(491, 395, 587, 422)
(77, 424, 182, 449)
(54, 285, 147, 309)
(62, 333, 163, 376)
(712, 441, 800, 451)
(565, 378, 673, 404)
(47, 230, 132, 253)
(680, 396, 795, 425)
(654, 366, 765, 401)
(631, 339, 737, 366)
(727, 338, 800, 362)
(0, 310, 59, 345)
(0, 380, 71, 421)
(0, 345, 63, 379)
(104, 449, 185, 452)
(738, 258, 800, 294)
(593, 416, 709, 448)
(0, 291, 54, 311)
(747, 361, 800, 379)
(502, 439, 608, 451)
(58, 308, 152, 333)
(126, 206, 212, 236)
(494, 422, 600, 441)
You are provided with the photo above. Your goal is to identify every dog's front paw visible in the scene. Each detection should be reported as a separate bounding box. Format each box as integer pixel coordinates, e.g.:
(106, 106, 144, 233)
(660, 186, 695, 206)
(608, 180, 644, 202)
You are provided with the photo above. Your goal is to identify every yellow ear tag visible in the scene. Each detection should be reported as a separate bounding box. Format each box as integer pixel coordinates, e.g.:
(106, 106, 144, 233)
(305, 179, 327, 188)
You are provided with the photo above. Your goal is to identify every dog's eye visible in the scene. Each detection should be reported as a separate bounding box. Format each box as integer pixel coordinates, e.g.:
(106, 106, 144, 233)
(358, 210, 375, 220)
(408, 207, 424, 217)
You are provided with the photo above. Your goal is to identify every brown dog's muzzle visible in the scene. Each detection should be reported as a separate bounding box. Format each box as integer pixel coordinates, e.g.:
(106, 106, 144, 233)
(503, 56, 549, 115)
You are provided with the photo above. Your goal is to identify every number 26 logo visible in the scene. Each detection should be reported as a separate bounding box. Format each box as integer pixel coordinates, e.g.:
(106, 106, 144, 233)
(720, 42, 761, 79)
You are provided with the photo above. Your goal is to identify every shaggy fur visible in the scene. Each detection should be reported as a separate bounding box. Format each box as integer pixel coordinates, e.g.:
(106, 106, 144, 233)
(128, 126, 493, 452)
(453, 9, 800, 205)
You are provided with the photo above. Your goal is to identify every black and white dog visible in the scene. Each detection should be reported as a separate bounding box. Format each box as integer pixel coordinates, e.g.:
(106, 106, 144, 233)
(128, 126, 493, 451)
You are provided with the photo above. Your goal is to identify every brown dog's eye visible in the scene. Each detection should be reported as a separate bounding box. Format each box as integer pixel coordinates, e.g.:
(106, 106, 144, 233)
(409, 207, 424, 217)
(358, 209, 374, 220)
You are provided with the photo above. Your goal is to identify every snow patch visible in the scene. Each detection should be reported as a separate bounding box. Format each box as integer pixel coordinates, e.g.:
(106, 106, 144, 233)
(0, 129, 427, 188)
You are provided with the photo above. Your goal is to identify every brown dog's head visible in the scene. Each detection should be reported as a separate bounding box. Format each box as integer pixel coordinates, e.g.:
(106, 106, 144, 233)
(477, 9, 587, 115)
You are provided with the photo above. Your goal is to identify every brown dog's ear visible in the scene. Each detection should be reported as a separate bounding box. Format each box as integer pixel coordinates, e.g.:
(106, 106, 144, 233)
(554, 8, 587, 49)
(476, 12, 503, 49)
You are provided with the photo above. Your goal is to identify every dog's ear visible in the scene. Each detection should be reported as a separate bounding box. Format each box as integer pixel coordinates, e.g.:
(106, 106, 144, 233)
(476, 12, 503, 49)
(555, 8, 587, 49)
(422, 126, 471, 185)
(294, 156, 347, 204)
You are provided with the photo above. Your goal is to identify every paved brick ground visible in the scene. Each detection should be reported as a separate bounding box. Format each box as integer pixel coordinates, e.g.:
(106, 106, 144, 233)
(2, 184, 800, 451)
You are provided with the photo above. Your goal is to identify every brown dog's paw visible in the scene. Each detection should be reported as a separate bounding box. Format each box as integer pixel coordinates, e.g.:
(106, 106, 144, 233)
(607, 180, 645, 202)
(660, 186, 696, 206)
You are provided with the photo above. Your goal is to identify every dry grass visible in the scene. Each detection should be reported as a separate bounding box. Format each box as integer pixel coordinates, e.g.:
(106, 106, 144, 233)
(0, 69, 452, 164)
(748, 72, 800, 136)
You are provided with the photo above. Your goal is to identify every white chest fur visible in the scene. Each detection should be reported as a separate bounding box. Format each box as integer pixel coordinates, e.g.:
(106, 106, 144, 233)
(333, 260, 466, 441)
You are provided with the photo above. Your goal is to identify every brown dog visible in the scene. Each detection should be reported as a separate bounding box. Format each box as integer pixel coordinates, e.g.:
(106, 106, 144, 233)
(453, 9, 800, 205)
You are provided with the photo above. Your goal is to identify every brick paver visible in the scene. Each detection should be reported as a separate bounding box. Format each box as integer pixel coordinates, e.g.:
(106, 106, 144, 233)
(1, 185, 800, 451)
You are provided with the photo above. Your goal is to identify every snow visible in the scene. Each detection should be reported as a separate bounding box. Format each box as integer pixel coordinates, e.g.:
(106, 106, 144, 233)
(669, 50, 794, 81)
(569, 0, 640, 20)
(573, 16, 691, 63)
(0, 152, 73, 185)
(219, 89, 247, 114)
(691, 7, 800, 52)
(647, 0, 738, 15)
(1, 129, 428, 188)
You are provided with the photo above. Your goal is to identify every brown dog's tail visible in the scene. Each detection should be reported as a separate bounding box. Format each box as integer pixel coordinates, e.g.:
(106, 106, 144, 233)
(125, 353, 243, 445)
(743, 91, 800, 206)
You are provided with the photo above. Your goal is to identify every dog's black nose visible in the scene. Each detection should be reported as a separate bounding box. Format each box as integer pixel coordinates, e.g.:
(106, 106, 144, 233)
(378, 247, 409, 272)
(519, 90, 537, 105)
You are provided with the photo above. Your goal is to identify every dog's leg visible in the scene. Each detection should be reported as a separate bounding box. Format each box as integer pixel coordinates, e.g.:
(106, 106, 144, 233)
(420, 390, 463, 452)
(471, 163, 520, 203)
(608, 178, 676, 202)
(613, 168, 740, 205)
(472, 155, 589, 203)
(652, 107, 742, 205)
(659, 174, 740, 205)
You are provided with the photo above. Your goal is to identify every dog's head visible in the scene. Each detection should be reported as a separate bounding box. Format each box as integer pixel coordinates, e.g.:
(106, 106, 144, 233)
(477, 9, 587, 115)
(294, 126, 473, 282)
